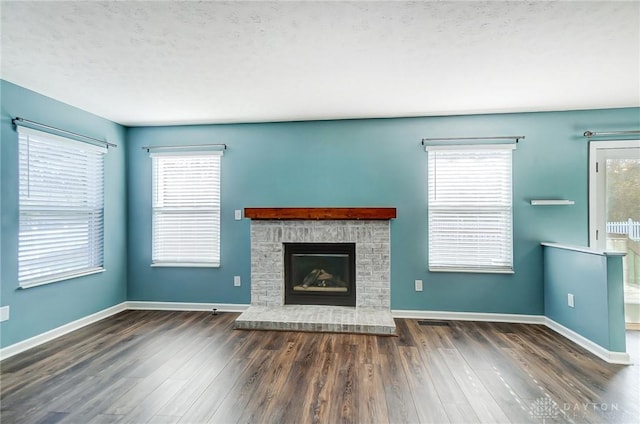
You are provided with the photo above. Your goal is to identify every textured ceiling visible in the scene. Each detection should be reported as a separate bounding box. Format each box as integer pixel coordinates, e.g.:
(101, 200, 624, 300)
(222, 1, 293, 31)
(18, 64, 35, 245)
(1, 1, 639, 126)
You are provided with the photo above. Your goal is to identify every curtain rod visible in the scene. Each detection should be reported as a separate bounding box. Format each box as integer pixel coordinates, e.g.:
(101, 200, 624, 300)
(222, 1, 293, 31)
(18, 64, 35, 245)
(583, 130, 640, 138)
(421, 135, 525, 145)
(12, 117, 117, 148)
(142, 144, 227, 152)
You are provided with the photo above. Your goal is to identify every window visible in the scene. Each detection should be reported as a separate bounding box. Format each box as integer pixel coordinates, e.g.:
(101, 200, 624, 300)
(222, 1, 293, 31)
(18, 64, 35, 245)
(427, 144, 514, 273)
(18, 126, 106, 288)
(151, 151, 222, 267)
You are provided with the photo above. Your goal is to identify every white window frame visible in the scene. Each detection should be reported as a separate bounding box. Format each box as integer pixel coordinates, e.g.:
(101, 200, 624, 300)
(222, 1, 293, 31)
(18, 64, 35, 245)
(427, 143, 515, 274)
(150, 150, 223, 267)
(17, 126, 106, 288)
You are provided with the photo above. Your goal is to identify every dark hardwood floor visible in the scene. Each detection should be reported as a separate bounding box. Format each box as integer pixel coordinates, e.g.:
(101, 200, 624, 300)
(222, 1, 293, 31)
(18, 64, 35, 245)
(1, 310, 638, 423)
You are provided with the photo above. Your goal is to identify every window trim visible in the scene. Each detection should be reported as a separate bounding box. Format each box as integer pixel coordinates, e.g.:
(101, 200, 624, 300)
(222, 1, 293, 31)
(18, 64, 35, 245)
(426, 143, 515, 274)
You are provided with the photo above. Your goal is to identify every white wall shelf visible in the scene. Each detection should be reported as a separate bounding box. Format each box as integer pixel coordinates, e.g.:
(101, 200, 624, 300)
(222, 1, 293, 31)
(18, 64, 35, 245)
(530, 199, 575, 206)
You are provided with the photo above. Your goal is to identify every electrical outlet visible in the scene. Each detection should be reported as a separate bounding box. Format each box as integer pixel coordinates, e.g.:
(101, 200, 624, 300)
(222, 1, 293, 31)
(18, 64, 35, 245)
(568, 293, 575, 308)
(0, 306, 10, 322)
(234, 276, 241, 287)
(234, 210, 242, 220)
(415, 279, 423, 292)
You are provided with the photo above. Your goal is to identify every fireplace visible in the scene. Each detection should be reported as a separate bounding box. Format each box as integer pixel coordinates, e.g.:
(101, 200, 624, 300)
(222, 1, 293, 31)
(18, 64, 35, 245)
(284, 243, 356, 307)
(235, 207, 397, 336)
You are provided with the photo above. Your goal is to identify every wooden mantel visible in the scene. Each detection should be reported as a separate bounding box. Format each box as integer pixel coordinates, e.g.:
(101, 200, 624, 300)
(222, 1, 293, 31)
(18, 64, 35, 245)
(244, 207, 396, 220)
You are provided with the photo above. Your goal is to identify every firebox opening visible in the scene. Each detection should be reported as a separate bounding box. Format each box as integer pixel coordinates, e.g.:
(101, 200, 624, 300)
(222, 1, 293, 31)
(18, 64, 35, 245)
(284, 243, 356, 307)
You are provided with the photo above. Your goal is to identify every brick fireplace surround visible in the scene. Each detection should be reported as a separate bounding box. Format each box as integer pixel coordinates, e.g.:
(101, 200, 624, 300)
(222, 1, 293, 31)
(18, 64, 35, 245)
(234, 208, 397, 335)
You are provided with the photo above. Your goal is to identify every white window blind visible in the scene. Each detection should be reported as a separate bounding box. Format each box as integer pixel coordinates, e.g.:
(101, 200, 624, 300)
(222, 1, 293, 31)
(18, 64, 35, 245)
(427, 144, 514, 273)
(18, 126, 106, 288)
(151, 151, 222, 267)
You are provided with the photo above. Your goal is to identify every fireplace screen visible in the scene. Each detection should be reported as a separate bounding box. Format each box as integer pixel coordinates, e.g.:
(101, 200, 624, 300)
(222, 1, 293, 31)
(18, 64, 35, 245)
(284, 243, 356, 306)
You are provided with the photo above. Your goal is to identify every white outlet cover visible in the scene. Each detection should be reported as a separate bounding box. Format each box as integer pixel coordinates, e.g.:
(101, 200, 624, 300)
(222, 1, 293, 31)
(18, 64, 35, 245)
(234, 210, 242, 220)
(568, 293, 575, 308)
(415, 279, 423, 292)
(0, 306, 10, 322)
(234, 276, 241, 286)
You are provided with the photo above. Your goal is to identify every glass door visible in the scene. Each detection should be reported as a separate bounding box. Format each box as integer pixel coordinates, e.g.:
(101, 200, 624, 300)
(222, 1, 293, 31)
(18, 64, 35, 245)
(591, 144, 640, 326)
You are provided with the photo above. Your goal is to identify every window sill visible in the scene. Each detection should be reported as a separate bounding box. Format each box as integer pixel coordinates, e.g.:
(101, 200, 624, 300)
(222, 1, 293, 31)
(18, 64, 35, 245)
(18, 268, 106, 289)
(151, 262, 220, 268)
(429, 267, 514, 275)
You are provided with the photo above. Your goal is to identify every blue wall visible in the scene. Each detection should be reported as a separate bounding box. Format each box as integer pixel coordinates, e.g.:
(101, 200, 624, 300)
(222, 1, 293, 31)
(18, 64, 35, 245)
(2, 77, 639, 350)
(126, 108, 640, 314)
(544, 245, 626, 352)
(0, 81, 128, 348)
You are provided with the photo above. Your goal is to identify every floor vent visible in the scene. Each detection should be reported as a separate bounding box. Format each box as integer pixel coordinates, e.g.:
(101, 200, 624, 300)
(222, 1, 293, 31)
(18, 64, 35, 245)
(417, 320, 450, 326)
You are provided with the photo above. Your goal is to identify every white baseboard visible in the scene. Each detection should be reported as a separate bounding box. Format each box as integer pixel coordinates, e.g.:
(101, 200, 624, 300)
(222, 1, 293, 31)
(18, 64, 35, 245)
(392, 309, 546, 325)
(126, 301, 249, 313)
(544, 318, 632, 365)
(392, 309, 631, 365)
(0, 301, 248, 361)
(0, 302, 127, 361)
(1, 303, 630, 365)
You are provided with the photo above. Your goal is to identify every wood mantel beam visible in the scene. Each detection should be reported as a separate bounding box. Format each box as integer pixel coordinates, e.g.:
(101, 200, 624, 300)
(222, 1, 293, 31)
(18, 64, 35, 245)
(243, 207, 396, 220)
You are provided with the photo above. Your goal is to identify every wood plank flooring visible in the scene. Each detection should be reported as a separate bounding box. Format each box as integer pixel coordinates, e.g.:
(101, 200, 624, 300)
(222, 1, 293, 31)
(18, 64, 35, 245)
(1, 310, 638, 423)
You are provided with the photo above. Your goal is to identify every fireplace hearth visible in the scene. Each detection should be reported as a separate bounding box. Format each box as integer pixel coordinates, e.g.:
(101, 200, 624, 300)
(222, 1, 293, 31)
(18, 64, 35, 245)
(285, 243, 356, 307)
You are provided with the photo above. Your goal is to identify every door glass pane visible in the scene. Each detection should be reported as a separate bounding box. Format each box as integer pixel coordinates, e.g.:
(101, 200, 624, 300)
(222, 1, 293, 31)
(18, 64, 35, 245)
(605, 152, 640, 324)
